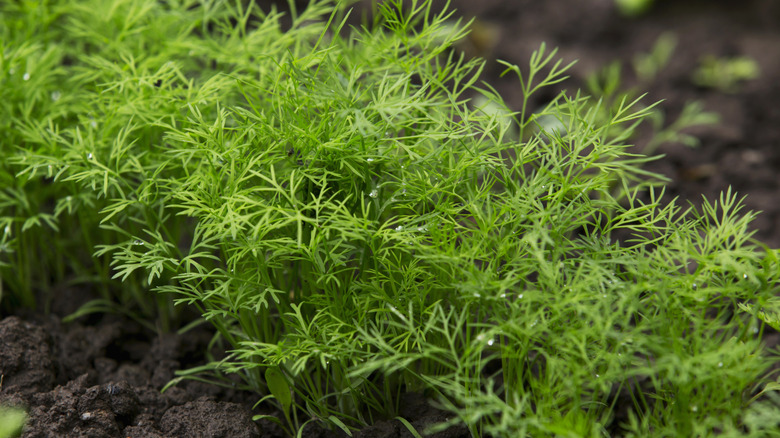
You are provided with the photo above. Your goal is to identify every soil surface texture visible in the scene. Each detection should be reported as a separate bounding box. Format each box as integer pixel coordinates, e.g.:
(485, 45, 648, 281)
(2, 0, 779, 437)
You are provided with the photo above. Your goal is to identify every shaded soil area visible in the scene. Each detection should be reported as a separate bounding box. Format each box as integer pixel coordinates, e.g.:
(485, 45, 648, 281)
(0, 290, 467, 438)
(2, 0, 779, 437)
(0, 307, 267, 438)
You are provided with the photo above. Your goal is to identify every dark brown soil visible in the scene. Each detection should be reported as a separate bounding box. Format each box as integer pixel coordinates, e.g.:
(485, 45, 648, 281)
(0, 307, 266, 438)
(2, 1, 778, 437)
(0, 291, 468, 438)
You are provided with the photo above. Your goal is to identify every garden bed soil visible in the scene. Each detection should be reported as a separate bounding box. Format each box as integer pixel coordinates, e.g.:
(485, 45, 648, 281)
(2, 0, 779, 436)
(0, 294, 466, 438)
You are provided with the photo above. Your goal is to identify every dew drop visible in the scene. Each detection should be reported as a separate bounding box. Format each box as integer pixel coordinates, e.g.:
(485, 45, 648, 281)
(473, 293, 480, 298)
(51, 91, 61, 101)
(90, 121, 97, 129)
(366, 158, 375, 162)
(500, 293, 506, 298)
(395, 225, 403, 231)
(369, 189, 378, 198)
(66, 196, 72, 202)
(718, 362, 723, 367)
(23, 72, 30, 81)
(416, 226, 427, 232)
(743, 273, 748, 279)
(3, 225, 10, 235)
(133, 240, 144, 246)
(487, 338, 495, 346)
(87, 152, 93, 160)
(692, 283, 697, 290)
(691, 406, 698, 412)
(518, 294, 524, 299)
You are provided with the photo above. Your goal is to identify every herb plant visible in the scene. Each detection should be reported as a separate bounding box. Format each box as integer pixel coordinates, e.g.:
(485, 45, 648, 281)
(614, 0, 654, 17)
(3, 0, 780, 437)
(0, 405, 26, 438)
(585, 32, 720, 157)
(692, 55, 761, 93)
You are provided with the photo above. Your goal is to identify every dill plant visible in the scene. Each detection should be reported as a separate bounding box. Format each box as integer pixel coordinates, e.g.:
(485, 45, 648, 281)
(0, 405, 26, 438)
(2, 0, 780, 437)
(0, 0, 211, 325)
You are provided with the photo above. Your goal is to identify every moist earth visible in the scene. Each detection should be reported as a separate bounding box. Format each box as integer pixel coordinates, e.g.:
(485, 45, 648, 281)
(2, 0, 779, 436)
(0, 288, 469, 438)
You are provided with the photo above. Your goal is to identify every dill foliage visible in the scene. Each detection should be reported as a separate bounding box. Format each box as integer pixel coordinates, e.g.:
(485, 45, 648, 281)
(2, 0, 780, 436)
